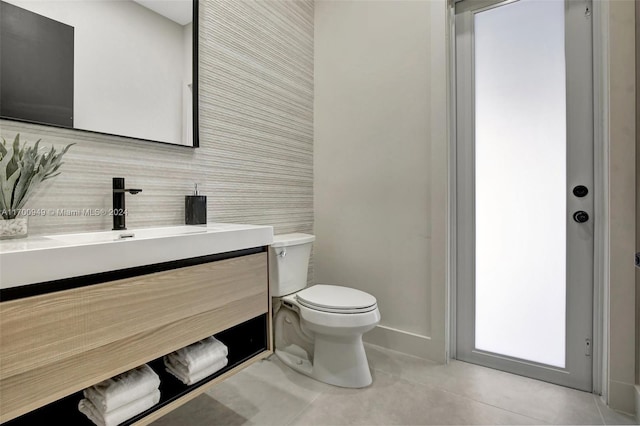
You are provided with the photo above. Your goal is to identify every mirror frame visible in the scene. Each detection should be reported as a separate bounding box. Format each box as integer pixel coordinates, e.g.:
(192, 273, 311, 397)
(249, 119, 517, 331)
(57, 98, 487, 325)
(192, 0, 199, 148)
(0, 0, 199, 149)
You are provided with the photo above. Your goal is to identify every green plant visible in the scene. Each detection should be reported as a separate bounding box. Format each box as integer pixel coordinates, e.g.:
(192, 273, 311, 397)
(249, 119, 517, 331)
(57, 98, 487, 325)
(0, 134, 74, 220)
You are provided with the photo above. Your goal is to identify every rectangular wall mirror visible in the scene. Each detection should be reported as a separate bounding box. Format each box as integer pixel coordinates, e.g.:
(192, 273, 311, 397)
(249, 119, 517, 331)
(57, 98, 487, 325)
(0, 0, 199, 147)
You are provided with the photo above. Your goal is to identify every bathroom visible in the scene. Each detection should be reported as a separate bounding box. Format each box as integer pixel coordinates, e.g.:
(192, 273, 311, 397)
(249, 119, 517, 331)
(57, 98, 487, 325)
(0, 0, 638, 425)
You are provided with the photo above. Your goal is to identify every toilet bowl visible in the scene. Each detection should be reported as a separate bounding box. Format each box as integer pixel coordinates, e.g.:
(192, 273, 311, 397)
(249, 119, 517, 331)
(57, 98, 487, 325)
(269, 234, 381, 388)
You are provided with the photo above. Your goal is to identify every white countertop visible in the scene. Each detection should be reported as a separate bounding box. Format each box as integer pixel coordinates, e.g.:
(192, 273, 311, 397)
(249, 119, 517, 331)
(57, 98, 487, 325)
(0, 223, 273, 289)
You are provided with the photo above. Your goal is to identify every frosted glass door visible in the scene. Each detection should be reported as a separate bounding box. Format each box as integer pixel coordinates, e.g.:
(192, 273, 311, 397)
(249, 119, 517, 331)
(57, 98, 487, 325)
(455, 0, 594, 391)
(474, 0, 566, 368)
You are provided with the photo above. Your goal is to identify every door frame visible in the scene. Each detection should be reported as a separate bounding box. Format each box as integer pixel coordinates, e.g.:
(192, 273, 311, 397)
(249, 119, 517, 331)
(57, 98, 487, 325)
(446, 0, 606, 395)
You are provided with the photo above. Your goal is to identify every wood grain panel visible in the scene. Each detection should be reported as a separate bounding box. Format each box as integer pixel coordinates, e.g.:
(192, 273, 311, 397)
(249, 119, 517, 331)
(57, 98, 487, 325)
(0, 252, 266, 379)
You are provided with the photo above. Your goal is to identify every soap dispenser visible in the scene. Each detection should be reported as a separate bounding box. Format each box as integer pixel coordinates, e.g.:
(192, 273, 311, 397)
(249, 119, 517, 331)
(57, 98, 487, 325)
(185, 183, 207, 225)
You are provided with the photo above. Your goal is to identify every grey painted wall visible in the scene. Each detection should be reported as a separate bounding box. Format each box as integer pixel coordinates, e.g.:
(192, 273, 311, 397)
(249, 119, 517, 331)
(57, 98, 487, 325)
(0, 1, 314, 245)
(606, 0, 637, 413)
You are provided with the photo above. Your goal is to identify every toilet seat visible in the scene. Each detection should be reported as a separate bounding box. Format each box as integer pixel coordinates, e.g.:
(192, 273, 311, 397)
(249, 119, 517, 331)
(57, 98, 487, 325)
(296, 285, 377, 314)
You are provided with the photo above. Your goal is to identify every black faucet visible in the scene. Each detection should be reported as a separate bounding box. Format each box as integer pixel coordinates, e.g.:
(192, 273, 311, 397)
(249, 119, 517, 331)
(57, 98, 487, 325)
(112, 177, 142, 230)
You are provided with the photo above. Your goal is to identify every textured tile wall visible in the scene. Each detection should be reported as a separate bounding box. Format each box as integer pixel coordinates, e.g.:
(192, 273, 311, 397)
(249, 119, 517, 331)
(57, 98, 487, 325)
(0, 1, 314, 241)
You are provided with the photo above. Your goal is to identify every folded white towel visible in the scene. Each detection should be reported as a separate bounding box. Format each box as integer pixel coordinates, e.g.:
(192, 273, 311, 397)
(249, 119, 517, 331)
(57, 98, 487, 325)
(78, 390, 160, 426)
(83, 364, 160, 412)
(167, 336, 228, 375)
(164, 356, 228, 385)
(163, 352, 227, 382)
(168, 344, 228, 374)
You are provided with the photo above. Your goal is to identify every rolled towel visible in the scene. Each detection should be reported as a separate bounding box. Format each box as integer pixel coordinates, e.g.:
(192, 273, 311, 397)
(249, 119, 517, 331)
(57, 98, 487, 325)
(83, 364, 160, 412)
(167, 336, 228, 375)
(164, 356, 228, 385)
(78, 389, 160, 426)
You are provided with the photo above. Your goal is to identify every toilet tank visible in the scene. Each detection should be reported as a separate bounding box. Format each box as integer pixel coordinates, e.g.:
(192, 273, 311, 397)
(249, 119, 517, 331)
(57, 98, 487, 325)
(269, 233, 315, 297)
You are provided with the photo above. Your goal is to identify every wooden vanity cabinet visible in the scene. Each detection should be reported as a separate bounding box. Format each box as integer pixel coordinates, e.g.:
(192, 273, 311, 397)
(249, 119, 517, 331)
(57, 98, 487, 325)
(0, 249, 272, 425)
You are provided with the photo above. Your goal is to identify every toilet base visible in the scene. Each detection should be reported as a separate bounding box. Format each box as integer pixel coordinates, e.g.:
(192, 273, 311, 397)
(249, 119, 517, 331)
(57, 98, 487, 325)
(312, 333, 373, 388)
(275, 333, 373, 388)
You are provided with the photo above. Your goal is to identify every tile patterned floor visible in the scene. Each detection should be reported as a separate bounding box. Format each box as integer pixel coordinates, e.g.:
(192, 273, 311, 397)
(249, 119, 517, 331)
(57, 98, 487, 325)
(151, 344, 638, 426)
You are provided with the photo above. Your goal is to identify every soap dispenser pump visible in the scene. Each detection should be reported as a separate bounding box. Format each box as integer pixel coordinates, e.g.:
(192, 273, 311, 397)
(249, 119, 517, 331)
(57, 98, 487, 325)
(185, 183, 207, 225)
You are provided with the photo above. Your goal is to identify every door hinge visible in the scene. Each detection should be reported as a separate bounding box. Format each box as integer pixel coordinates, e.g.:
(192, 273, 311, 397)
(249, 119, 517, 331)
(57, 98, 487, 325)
(585, 338, 591, 356)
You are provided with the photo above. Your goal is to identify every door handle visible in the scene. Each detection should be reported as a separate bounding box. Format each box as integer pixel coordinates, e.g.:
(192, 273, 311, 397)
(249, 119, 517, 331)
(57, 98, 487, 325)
(573, 211, 589, 223)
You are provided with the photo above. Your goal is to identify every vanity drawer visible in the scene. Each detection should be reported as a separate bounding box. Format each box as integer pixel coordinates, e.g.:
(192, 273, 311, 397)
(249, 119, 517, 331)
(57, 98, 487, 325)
(0, 251, 268, 423)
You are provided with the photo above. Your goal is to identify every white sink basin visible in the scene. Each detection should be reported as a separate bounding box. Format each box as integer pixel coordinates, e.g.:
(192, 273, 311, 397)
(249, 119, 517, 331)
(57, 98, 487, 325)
(0, 223, 273, 289)
(48, 225, 210, 244)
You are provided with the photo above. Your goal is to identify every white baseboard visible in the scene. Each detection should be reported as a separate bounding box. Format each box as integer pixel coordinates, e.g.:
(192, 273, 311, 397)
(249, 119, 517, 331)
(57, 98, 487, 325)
(364, 324, 446, 363)
(634, 385, 639, 423)
(608, 380, 637, 415)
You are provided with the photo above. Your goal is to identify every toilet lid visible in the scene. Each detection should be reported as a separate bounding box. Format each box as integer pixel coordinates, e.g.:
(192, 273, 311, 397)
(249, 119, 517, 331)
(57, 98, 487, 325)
(296, 285, 377, 313)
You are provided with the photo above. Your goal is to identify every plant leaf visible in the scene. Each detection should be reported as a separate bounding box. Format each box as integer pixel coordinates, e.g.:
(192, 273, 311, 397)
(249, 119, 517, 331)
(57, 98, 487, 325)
(0, 135, 74, 215)
(0, 143, 16, 209)
(13, 152, 37, 210)
(3, 135, 21, 180)
(1, 168, 20, 211)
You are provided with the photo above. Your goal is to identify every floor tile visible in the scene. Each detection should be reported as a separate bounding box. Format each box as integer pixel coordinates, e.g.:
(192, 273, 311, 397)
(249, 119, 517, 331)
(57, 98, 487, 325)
(152, 345, 636, 426)
(288, 369, 542, 426)
(594, 394, 639, 425)
(202, 357, 326, 425)
(151, 394, 249, 426)
(151, 357, 325, 426)
(365, 343, 603, 425)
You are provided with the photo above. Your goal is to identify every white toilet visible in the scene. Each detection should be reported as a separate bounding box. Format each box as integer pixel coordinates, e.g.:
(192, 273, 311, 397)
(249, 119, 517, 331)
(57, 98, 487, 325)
(269, 233, 381, 388)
